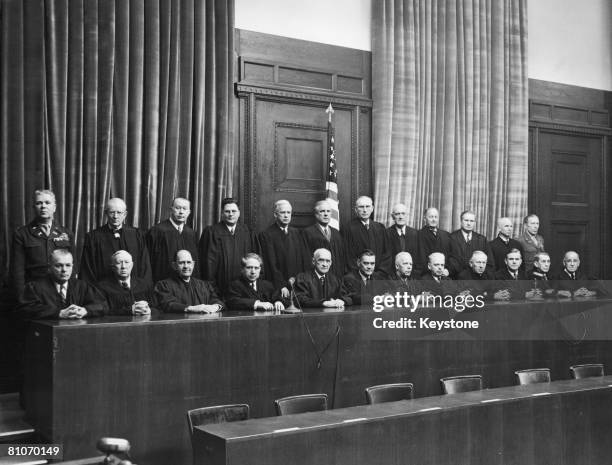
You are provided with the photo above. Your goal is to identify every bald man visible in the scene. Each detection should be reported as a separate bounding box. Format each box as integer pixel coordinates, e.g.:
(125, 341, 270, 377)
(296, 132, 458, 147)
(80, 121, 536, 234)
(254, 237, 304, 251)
(489, 217, 524, 272)
(81, 198, 152, 283)
(416, 208, 452, 276)
(18, 249, 107, 320)
(385, 203, 418, 275)
(302, 200, 347, 278)
(96, 250, 156, 315)
(259, 200, 310, 298)
(147, 197, 200, 282)
(294, 248, 352, 308)
(343, 196, 389, 271)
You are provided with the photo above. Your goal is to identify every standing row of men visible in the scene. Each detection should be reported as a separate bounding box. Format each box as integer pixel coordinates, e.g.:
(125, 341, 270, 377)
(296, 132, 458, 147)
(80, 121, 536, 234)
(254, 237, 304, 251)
(10, 189, 559, 306)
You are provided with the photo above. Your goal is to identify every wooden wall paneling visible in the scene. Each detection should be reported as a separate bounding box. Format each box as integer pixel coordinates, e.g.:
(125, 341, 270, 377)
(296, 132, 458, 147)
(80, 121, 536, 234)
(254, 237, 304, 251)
(235, 30, 372, 232)
(529, 80, 612, 278)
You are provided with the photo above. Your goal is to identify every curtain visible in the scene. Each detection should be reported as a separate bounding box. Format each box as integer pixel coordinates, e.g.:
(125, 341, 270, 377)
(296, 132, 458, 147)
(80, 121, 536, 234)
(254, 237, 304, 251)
(0, 0, 234, 275)
(372, 0, 528, 237)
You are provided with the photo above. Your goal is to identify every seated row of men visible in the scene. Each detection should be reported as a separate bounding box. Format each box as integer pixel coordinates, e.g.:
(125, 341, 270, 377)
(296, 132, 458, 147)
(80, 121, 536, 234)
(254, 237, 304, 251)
(16, 242, 602, 320)
(9, 189, 574, 304)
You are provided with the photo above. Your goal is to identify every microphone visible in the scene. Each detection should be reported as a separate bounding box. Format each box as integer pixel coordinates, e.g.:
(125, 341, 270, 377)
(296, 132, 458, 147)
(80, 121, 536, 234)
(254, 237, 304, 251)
(282, 277, 301, 313)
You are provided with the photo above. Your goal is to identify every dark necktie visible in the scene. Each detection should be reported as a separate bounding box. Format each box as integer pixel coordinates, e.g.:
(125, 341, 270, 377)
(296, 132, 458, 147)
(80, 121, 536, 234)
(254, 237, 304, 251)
(430, 227, 437, 237)
(58, 284, 67, 304)
(571, 273, 576, 280)
(364, 223, 369, 231)
(323, 227, 331, 241)
(397, 228, 406, 251)
(250, 281, 257, 292)
(121, 281, 130, 290)
(319, 276, 327, 299)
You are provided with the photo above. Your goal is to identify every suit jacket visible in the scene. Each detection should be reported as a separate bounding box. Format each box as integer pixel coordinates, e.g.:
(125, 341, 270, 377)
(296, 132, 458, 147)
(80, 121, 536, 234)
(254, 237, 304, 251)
(448, 230, 494, 277)
(493, 268, 530, 300)
(154, 276, 224, 313)
(81, 224, 152, 283)
(11, 220, 74, 298)
(199, 222, 259, 294)
(342, 270, 387, 305)
(226, 277, 284, 310)
(343, 218, 390, 271)
(416, 227, 452, 276)
(420, 273, 457, 296)
(385, 225, 419, 274)
(259, 224, 310, 289)
(97, 276, 158, 315)
(146, 219, 200, 282)
(294, 270, 352, 308)
(516, 232, 545, 271)
(17, 277, 107, 320)
(489, 236, 525, 272)
(302, 224, 347, 278)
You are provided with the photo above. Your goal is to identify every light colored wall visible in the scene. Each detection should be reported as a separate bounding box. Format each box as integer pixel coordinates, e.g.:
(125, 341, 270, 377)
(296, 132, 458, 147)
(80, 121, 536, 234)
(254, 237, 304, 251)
(236, 0, 612, 91)
(235, 0, 371, 50)
(528, 0, 612, 91)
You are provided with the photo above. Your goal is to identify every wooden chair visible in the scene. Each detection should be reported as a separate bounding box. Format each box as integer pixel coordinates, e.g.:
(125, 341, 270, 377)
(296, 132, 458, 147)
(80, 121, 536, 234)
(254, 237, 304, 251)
(365, 383, 414, 404)
(515, 368, 551, 385)
(274, 394, 328, 416)
(570, 363, 604, 379)
(440, 375, 482, 394)
(186, 404, 249, 464)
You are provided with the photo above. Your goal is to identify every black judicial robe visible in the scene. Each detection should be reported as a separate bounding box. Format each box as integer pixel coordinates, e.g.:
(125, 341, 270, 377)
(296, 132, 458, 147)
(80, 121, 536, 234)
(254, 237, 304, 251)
(301, 224, 347, 278)
(456, 268, 495, 297)
(198, 222, 259, 295)
(389, 273, 421, 295)
(17, 277, 107, 320)
(11, 221, 74, 298)
(420, 274, 457, 296)
(416, 227, 452, 275)
(146, 219, 200, 282)
(226, 277, 283, 310)
(342, 270, 387, 305)
(448, 230, 495, 277)
(97, 277, 157, 315)
(343, 218, 389, 271)
(259, 224, 310, 289)
(489, 236, 525, 272)
(80, 224, 152, 284)
(385, 225, 419, 273)
(154, 276, 224, 313)
(294, 270, 352, 308)
(550, 269, 605, 295)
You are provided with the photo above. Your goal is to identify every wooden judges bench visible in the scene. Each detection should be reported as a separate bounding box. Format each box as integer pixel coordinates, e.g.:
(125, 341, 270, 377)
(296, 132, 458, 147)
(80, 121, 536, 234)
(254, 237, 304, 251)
(23, 297, 612, 465)
(194, 376, 612, 465)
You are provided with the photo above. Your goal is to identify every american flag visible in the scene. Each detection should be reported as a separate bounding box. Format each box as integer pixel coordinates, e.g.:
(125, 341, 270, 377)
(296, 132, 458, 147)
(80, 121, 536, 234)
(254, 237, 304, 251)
(325, 104, 340, 230)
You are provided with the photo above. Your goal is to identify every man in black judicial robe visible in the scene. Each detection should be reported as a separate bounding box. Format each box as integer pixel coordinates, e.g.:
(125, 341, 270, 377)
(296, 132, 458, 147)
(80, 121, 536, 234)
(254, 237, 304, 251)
(11, 189, 74, 300)
(385, 203, 418, 276)
(343, 196, 389, 272)
(155, 250, 224, 313)
(551, 251, 603, 297)
(226, 253, 285, 311)
(389, 252, 421, 295)
(199, 198, 259, 296)
(456, 250, 495, 298)
(416, 207, 452, 277)
(80, 198, 152, 283)
(489, 217, 524, 272)
(259, 200, 310, 299)
(294, 248, 352, 308)
(448, 211, 494, 277)
(97, 250, 157, 316)
(493, 249, 540, 301)
(420, 252, 457, 296)
(147, 197, 200, 282)
(302, 200, 347, 278)
(17, 250, 107, 320)
(342, 250, 387, 305)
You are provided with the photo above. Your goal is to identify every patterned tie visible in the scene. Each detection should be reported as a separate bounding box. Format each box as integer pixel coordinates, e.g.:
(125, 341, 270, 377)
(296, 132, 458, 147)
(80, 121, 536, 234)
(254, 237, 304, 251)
(324, 227, 331, 241)
(364, 222, 369, 231)
(121, 281, 130, 290)
(178, 224, 183, 234)
(58, 283, 67, 304)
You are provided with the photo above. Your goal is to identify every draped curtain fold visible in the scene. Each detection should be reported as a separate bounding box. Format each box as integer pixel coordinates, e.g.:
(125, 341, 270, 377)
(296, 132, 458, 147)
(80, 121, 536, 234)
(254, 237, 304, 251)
(372, 0, 527, 237)
(0, 0, 234, 274)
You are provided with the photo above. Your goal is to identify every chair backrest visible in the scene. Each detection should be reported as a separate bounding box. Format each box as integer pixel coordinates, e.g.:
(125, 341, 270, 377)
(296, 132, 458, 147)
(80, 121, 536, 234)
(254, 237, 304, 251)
(274, 394, 328, 416)
(570, 363, 604, 379)
(186, 404, 250, 436)
(515, 368, 551, 385)
(365, 383, 414, 404)
(440, 375, 482, 394)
